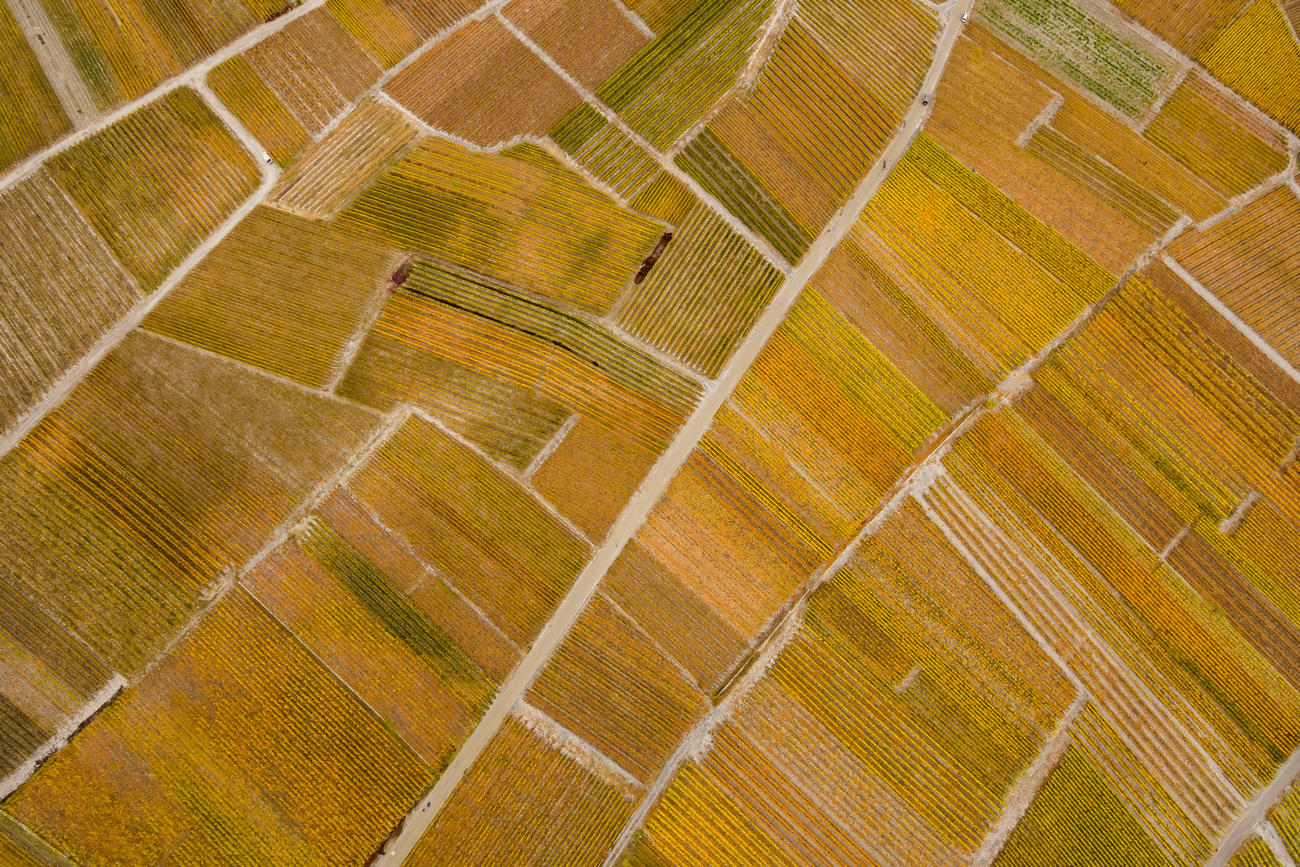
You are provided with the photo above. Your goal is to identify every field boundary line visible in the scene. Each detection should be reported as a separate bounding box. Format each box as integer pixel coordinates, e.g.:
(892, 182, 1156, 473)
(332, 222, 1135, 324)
(112, 406, 410, 699)
(601, 320, 713, 387)
(1263, 821, 1299, 867)
(707, 262, 1127, 707)
(0, 674, 126, 799)
(495, 11, 793, 273)
(522, 414, 579, 481)
(1208, 746, 1300, 867)
(970, 691, 1090, 867)
(1015, 92, 1064, 148)
(405, 406, 596, 548)
(938, 466, 1249, 812)
(590, 134, 1269, 858)
(538, 137, 634, 205)
(325, 253, 413, 393)
(514, 701, 643, 795)
(241, 588, 431, 767)
(1083, 0, 1296, 144)
(727, 400, 854, 523)
(1134, 62, 1192, 133)
(663, 0, 800, 159)
(195, 80, 273, 163)
(336, 483, 524, 657)
(136, 329, 379, 414)
(1162, 255, 1300, 386)
(607, 0, 655, 38)
(581, 3, 989, 861)
(919, 486, 1090, 695)
(600, 592, 705, 694)
(599, 610, 804, 867)
(6, 0, 97, 128)
(0, 0, 325, 192)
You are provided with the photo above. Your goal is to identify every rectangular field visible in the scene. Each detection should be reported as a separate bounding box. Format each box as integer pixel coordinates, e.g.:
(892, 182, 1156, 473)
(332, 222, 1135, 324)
(0, 330, 378, 673)
(337, 262, 702, 465)
(47, 87, 261, 288)
(3, 589, 433, 867)
(338, 138, 662, 314)
(384, 16, 580, 147)
(142, 205, 397, 388)
(345, 413, 591, 646)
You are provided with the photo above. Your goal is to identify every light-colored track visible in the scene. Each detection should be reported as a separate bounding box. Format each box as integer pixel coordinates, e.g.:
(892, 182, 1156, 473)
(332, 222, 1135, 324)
(372, 0, 973, 861)
(5, 0, 98, 127)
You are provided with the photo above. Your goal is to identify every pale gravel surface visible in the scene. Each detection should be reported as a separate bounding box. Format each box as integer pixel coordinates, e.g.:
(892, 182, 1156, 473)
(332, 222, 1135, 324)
(6, 0, 98, 127)
(0, 0, 325, 191)
(0, 675, 126, 799)
(1163, 255, 1300, 385)
(970, 692, 1090, 867)
(1208, 749, 1300, 867)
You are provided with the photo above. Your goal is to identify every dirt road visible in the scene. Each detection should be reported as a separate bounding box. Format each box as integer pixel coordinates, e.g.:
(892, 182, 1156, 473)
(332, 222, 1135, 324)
(7, 0, 98, 127)
(372, 1, 974, 862)
(1208, 746, 1300, 867)
(0, 0, 324, 192)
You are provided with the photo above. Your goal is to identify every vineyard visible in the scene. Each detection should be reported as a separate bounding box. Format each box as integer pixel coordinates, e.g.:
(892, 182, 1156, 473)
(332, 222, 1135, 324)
(1143, 73, 1290, 199)
(209, 55, 313, 167)
(383, 17, 580, 147)
(345, 414, 592, 646)
(269, 97, 421, 218)
(46, 88, 261, 288)
(855, 133, 1113, 380)
(525, 593, 709, 782)
(627, 501, 1072, 864)
(615, 201, 782, 376)
(1271, 780, 1300, 859)
(2, 0, 1300, 863)
(13, 0, 278, 113)
(1228, 837, 1286, 867)
(0, 330, 377, 674)
(1200, 0, 1300, 134)
(4, 589, 433, 866)
(994, 747, 1171, 866)
(978, 0, 1176, 118)
(314, 488, 521, 682)
(0, 576, 114, 778)
(530, 416, 661, 540)
(679, 0, 940, 260)
(550, 102, 660, 199)
(596, 0, 773, 150)
(326, 0, 479, 68)
(1168, 186, 1300, 368)
(504, 0, 649, 88)
(337, 137, 662, 314)
(249, 519, 498, 761)
(0, 2, 69, 171)
(142, 205, 397, 388)
(0, 170, 142, 433)
(239, 9, 380, 136)
(404, 715, 638, 865)
(336, 261, 702, 463)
